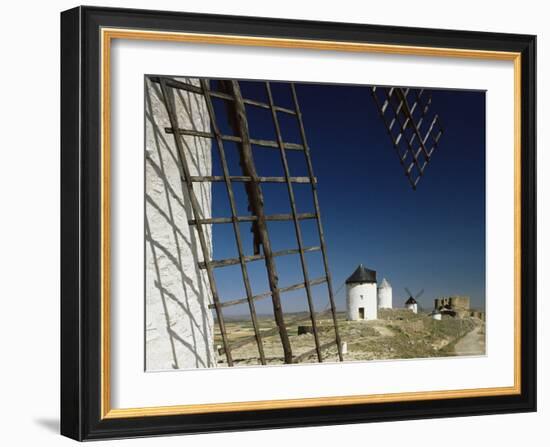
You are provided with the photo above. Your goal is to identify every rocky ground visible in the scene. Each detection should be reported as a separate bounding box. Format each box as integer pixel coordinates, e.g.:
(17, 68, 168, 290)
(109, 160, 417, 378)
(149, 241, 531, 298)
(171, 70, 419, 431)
(452, 324, 486, 356)
(214, 309, 486, 367)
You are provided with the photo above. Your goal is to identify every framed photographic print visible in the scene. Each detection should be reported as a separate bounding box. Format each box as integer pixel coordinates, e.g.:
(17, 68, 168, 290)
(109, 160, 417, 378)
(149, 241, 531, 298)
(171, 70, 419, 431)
(60, 6, 536, 441)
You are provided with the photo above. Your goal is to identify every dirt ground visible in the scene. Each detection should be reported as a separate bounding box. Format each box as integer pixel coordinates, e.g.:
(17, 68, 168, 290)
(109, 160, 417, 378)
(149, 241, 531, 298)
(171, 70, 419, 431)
(215, 309, 486, 367)
(453, 324, 486, 356)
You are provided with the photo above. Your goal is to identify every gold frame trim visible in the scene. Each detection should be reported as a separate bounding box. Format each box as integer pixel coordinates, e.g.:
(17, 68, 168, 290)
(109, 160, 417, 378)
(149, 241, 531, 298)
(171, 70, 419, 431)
(100, 28, 522, 419)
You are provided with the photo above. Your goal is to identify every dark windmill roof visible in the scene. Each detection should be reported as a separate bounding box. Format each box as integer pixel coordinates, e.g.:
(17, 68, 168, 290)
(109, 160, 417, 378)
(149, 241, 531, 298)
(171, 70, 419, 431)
(405, 297, 417, 305)
(346, 264, 377, 284)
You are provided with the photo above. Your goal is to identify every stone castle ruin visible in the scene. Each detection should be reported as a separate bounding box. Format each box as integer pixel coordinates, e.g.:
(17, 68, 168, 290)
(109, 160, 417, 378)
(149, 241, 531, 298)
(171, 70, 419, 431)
(434, 296, 485, 320)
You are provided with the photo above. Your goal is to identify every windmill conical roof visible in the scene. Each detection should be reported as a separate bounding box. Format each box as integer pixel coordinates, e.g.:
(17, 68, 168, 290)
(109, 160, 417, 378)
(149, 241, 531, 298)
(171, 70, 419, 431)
(346, 264, 376, 284)
(378, 278, 391, 289)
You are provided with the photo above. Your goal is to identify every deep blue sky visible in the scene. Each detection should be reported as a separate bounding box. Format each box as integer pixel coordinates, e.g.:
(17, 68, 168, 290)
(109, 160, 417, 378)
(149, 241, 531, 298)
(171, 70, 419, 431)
(206, 80, 486, 316)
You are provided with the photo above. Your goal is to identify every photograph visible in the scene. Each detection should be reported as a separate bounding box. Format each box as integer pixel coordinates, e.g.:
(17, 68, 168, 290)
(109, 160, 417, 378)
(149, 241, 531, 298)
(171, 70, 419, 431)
(56, 4, 537, 441)
(144, 76, 486, 371)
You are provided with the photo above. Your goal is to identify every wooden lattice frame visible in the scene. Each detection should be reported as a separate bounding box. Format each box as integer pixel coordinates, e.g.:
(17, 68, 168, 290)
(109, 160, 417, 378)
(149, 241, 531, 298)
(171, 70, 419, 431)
(154, 76, 344, 366)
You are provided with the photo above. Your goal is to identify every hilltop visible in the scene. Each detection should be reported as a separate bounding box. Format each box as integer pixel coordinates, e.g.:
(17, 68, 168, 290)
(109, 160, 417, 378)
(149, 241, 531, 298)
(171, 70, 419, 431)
(214, 308, 485, 366)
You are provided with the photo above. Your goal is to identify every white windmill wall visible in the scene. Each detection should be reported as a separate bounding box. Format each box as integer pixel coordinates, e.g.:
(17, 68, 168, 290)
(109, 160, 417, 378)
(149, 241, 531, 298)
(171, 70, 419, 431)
(406, 303, 418, 314)
(377, 279, 393, 309)
(145, 77, 215, 371)
(347, 283, 378, 321)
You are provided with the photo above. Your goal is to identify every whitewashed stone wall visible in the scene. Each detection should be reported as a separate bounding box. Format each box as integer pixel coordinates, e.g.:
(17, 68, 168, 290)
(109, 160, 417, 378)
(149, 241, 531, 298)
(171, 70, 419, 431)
(377, 278, 393, 309)
(346, 282, 378, 321)
(145, 77, 215, 370)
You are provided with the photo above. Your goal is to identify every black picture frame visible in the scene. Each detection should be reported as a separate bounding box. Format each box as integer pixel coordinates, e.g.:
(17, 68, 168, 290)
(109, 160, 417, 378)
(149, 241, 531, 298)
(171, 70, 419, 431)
(61, 5, 536, 441)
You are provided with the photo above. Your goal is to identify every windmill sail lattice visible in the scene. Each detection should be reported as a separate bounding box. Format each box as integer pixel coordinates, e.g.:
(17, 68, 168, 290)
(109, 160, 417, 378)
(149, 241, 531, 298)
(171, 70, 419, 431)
(153, 76, 343, 366)
(152, 77, 445, 367)
(371, 87, 444, 190)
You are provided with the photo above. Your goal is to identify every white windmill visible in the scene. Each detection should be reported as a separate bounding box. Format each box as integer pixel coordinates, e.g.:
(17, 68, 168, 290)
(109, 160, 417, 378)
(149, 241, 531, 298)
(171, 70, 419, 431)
(377, 278, 393, 309)
(404, 287, 424, 314)
(346, 264, 378, 321)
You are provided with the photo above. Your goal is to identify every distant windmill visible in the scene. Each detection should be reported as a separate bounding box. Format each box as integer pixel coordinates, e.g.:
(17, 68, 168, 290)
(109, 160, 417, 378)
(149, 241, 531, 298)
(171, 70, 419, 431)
(371, 87, 444, 190)
(404, 287, 424, 314)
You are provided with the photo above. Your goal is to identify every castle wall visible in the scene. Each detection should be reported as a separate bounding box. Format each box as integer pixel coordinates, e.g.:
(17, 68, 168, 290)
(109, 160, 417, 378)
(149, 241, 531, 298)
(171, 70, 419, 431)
(435, 296, 471, 311)
(145, 77, 215, 371)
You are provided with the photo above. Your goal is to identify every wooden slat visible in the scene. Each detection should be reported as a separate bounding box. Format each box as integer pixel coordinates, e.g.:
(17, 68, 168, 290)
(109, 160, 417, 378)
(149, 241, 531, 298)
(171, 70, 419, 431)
(188, 212, 316, 226)
(210, 276, 328, 309)
(242, 97, 297, 115)
(199, 246, 321, 269)
(165, 127, 304, 151)
(150, 76, 202, 94)
(150, 76, 297, 115)
(189, 175, 314, 184)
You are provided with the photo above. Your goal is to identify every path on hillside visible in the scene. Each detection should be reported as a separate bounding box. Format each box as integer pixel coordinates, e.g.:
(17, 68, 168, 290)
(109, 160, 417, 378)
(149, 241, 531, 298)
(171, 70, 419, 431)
(454, 324, 485, 356)
(374, 325, 395, 337)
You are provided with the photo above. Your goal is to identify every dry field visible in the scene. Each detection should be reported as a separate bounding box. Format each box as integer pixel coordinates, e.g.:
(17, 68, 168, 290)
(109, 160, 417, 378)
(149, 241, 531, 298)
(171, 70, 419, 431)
(214, 309, 486, 367)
